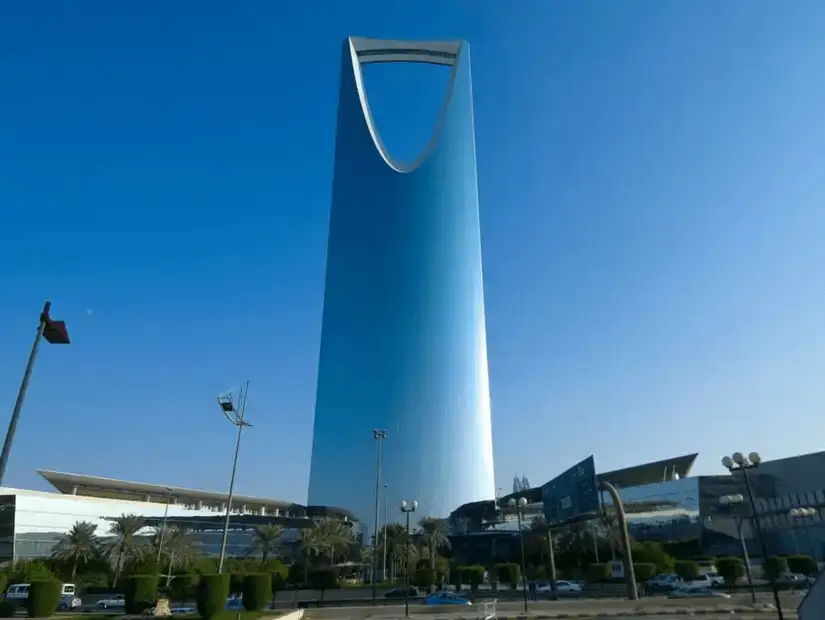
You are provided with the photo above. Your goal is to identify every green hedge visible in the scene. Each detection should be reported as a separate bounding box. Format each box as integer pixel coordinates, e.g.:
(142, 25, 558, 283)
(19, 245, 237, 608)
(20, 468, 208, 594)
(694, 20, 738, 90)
(0, 601, 15, 618)
(633, 563, 657, 583)
(413, 568, 435, 588)
(764, 556, 788, 581)
(124, 575, 158, 615)
(308, 568, 337, 597)
(716, 557, 744, 586)
(787, 554, 817, 576)
(197, 574, 230, 620)
(242, 574, 272, 611)
(26, 580, 62, 618)
(495, 563, 521, 586)
(462, 565, 485, 590)
(674, 560, 700, 582)
(586, 563, 610, 583)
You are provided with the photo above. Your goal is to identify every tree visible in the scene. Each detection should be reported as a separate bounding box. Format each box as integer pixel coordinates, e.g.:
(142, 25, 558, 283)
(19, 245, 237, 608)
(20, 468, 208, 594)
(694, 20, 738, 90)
(418, 518, 450, 589)
(106, 514, 148, 587)
(248, 524, 284, 564)
(152, 525, 200, 583)
(311, 519, 355, 565)
(51, 521, 101, 580)
(715, 557, 744, 588)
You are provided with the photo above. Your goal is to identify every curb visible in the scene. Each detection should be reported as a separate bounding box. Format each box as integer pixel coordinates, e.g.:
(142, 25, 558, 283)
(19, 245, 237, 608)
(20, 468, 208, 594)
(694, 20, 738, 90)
(443, 609, 774, 619)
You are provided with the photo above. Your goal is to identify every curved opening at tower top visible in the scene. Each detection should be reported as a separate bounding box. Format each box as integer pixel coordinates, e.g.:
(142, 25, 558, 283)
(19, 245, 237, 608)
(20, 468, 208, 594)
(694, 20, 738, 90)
(359, 61, 453, 168)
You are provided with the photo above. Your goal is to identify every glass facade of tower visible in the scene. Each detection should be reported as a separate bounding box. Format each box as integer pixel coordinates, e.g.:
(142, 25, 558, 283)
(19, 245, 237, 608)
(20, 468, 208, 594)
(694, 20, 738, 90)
(308, 37, 495, 527)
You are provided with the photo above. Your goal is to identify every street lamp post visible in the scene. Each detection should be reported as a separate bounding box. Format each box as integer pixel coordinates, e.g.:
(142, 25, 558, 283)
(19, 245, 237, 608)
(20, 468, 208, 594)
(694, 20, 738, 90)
(371, 429, 388, 605)
(722, 452, 784, 620)
(790, 507, 818, 560)
(156, 488, 173, 565)
(216, 383, 252, 574)
(719, 494, 756, 604)
(400, 500, 418, 618)
(383, 483, 389, 582)
(0, 301, 70, 488)
(508, 497, 529, 612)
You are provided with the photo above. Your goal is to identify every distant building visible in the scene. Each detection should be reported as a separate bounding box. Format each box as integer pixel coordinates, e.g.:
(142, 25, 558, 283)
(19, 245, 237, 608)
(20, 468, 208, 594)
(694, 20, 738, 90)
(448, 452, 825, 565)
(0, 469, 356, 564)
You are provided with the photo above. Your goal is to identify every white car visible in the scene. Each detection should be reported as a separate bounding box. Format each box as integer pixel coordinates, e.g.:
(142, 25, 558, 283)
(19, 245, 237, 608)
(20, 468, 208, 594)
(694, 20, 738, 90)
(58, 596, 83, 611)
(537, 580, 582, 594)
(6, 583, 81, 610)
(97, 594, 126, 609)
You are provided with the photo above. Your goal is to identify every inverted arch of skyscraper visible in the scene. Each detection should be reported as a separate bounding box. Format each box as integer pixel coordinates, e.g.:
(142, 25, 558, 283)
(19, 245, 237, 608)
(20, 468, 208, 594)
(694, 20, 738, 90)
(308, 37, 495, 527)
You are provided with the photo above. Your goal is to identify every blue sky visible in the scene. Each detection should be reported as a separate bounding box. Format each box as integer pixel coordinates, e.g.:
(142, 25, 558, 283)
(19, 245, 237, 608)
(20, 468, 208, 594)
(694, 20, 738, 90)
(2, 1, 825, 504)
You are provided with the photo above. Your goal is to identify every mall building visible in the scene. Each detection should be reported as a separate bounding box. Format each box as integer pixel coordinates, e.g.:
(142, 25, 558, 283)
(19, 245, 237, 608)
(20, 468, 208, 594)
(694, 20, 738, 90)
(0, 469, 357, 565)
(449, 451, 825, 565)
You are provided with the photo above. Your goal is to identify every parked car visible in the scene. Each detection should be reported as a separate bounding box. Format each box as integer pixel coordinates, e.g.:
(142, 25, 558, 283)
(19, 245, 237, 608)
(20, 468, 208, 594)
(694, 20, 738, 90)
(691, 573, 725, 588)
(668, 587, 731, 599)
(423, 592, 471, 606)
(537, 581, 582, 594)
(7, 583, 81, 610)
(775, 572, 807, 588)
(226, 597, 244, 611)
(57, 595, 83, 611)
(385, 587, 419, 598)
(646, 574, 683, 592)
(97, 594, 126, 609)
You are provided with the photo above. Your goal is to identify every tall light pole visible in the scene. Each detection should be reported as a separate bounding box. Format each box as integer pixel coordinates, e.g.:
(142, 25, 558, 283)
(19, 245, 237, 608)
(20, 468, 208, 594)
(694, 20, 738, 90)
(400, 500, 418, 618)
(156, 488, 173, 565)
(508, 497, 529, 612)
(722, 451, 784, 620)
(371, 429, 387, 605)
(0, 301, 70, 487)
(383, 483, 389, 582)
(217, 382, 252, 573)
(790, 507, 818, 560)
(719, 494, 756, 604)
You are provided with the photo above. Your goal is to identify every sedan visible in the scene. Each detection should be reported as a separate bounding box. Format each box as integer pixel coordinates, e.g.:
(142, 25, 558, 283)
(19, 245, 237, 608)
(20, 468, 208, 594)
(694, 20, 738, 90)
(537, 581, 583, 594)
(423, 592, 471, 606)
(385, 587, 419, 599)
(97, 595, 126, 609)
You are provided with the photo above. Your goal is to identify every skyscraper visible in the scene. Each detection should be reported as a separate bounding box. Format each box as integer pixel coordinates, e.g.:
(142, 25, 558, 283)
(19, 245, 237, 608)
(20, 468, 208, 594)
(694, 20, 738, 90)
(307, 37, 495, 526)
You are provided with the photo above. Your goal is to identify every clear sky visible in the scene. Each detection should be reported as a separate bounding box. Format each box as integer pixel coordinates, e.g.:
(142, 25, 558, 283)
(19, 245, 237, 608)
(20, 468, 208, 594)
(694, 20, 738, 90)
(2, 1, 825, 504)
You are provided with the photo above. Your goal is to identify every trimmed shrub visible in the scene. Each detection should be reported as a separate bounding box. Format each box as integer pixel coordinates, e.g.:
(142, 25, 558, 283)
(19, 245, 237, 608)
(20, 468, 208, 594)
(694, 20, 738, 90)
(716, 557, 744, 587)
(242, 573, 272, 611)
(26, 580, 62, 618)
(633, 563, 657, 583)
(413, 568, 435, 589)
(463, 565, 485, 591)
(169, 573, 200, 603)
(308, 568, 338, 601)
(124, 575, 158, 615)
(787, 554, 817, 576)
(586, 563, 610, 583)
(674, 560, 700, 582)
(631, 542, 675, 573)
(0, 576, 7, 599)
(764, 556, 788, 581)
(451, 566, 463, 592)
(495, 563, 521, 587)
(197, 574, 230, 620)
(0, 600, 16, 618)
(229, 573, 246, 596)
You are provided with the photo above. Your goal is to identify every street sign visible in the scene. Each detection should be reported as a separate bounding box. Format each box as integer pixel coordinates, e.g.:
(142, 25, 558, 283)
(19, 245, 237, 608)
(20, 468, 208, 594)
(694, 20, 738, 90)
(541, 455, 599, 525)
(799, 567, 825, 620)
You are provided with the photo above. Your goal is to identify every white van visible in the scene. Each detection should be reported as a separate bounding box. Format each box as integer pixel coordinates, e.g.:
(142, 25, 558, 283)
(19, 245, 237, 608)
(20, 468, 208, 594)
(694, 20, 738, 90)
(5, 583, 81, 609)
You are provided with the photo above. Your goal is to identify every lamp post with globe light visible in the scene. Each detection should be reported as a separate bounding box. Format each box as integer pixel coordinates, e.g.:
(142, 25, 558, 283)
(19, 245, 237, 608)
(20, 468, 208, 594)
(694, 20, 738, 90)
(719, 493, 756, 604)
(400, 500, 418, 618)
(790, 507, 818, 561)
(508, 497, 530, 612)
(722, 452, 784, 620)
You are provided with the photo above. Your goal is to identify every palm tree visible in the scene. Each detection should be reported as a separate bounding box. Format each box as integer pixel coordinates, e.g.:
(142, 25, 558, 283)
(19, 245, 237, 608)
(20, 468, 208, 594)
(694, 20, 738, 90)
(106, 514, 148, 586)
(51, 521, 101, 579)
(376, 523, 407, 580)
(299, 527, 323, 583)
(248, 524, 284, 564)
(152, 525, 200, 584)
(418, 517, 450, 589)
(312, 518, 354, 565)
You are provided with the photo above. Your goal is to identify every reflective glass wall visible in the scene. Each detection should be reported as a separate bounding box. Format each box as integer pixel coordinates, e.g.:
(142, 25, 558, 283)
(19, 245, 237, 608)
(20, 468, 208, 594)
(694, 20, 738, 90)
(602, 478, 701, 544)
(308, 38, 496, 526)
